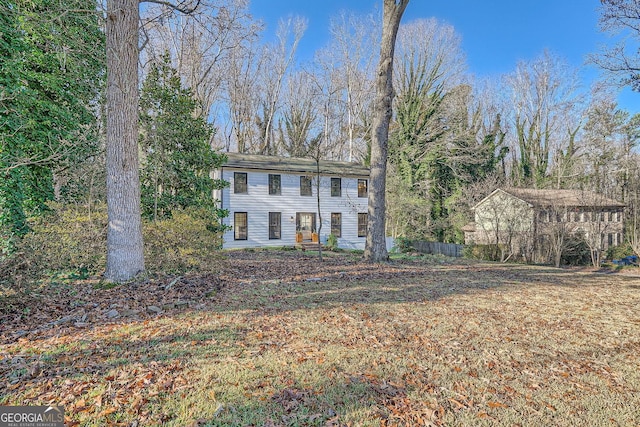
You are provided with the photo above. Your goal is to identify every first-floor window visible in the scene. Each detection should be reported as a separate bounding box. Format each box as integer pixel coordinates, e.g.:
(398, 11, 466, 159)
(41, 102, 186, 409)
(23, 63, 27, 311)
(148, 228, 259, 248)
(234, 212, 247, 240)
(269, 212, 281, 239)
(358, 213, 367, 237)
(331, 213, 342, 237)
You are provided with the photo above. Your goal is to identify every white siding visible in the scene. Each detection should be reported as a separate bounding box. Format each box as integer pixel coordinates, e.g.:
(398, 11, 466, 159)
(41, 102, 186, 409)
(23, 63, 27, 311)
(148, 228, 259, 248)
(220, 168, 368, 249)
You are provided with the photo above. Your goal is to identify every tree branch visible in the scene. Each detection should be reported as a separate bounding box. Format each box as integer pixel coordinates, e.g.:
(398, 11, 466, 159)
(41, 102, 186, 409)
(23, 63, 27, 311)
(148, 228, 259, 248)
(139, 0, 202, 15)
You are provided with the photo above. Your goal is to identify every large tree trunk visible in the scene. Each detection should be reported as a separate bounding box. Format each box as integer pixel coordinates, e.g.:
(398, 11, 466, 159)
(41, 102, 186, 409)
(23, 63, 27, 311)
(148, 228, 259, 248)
(105, 0, 145, 281)
(364, 0, 409, 262)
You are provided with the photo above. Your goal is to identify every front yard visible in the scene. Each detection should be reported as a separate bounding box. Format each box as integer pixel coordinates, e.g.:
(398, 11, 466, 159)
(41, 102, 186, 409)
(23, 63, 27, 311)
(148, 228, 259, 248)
(1, 251, 639, 426)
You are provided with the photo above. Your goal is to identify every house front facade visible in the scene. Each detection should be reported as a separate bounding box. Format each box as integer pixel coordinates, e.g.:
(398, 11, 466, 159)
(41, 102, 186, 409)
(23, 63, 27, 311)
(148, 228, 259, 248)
(214, 153, 370, 250)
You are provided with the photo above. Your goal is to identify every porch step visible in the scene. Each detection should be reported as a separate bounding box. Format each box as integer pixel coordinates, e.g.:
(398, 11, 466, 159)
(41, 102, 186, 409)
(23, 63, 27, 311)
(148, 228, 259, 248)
(296, 242, 323, 251)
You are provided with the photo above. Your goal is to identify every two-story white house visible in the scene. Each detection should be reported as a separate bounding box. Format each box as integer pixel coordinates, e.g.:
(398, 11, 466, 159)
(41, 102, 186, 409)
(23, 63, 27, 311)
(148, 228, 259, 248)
(213, 153, 370, 250)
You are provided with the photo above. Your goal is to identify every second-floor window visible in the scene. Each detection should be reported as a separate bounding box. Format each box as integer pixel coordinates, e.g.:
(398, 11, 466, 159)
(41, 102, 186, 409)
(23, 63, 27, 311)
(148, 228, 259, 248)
(331, 178, 341, 197)
(234, 172, 247, 194)
(269, 174, 281, 195)
(358, 179, 368, 198)
(300, 176, 312, 196)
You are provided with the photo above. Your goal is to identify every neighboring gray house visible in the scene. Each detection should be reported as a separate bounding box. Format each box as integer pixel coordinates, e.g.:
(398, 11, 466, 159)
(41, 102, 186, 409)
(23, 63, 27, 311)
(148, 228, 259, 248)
(213, 153, 370, 250)
(463, 188, 625, 262)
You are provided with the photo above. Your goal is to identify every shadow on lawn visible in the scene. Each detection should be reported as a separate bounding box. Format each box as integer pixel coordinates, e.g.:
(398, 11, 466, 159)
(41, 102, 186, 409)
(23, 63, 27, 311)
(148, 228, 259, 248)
(2, 317, 435, 425)
(4, 256, 639, 425)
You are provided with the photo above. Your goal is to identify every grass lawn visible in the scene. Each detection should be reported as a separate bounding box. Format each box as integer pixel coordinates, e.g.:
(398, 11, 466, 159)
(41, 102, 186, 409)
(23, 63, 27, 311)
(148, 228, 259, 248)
(1, 251, 640, 426)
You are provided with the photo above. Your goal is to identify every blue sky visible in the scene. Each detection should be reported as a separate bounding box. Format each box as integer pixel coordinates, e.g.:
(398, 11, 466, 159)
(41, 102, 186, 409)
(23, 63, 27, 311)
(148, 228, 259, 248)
(249, 0, 638, 114)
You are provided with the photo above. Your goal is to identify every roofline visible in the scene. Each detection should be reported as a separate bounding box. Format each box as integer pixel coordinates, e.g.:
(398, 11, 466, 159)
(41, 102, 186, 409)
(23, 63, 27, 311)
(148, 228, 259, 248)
(472, 188, 534, 210)
(220, 152, 370, 177)
(473, 187, 625, 210)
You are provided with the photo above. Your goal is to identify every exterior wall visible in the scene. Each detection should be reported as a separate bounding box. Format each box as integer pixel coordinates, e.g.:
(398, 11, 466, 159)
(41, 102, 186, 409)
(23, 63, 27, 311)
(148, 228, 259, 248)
(471, 191, 535, 246)
(535, 207, 625, 252)
(219, 167, 368, 250)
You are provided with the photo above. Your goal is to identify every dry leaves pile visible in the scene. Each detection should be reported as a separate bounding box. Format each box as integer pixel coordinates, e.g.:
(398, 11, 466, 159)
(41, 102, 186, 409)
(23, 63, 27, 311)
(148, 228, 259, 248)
(1, 250, 640, 426)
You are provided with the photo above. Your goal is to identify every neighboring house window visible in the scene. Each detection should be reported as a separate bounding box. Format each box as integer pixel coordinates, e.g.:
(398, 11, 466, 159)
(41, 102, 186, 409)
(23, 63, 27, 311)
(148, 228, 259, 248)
(234, 172, 247, 194)
(358, 213, 367, 237)
(234, 212, 247, 240)
(331, 213, 342, 237)
(269, 174, 281, 195)
(608, 211, 613, 222)
(331, 178, 342, 197)
(358, 179, 368, 198)
(608, 233, 613, 246)
(269, 212, 281, 239)
(300, 176, 312, 196)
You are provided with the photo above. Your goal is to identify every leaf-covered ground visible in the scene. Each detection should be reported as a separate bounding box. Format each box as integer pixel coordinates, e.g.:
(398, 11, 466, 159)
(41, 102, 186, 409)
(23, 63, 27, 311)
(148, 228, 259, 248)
(1, 250, 640, 426)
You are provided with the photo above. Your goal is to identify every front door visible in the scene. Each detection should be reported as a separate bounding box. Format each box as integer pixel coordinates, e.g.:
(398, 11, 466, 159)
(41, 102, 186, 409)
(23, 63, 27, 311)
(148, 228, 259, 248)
(296, 212, 316, 240)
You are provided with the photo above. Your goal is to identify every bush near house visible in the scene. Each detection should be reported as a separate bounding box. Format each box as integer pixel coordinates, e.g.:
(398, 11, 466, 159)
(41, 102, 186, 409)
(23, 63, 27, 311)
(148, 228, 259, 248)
(0, 204, 224, 298)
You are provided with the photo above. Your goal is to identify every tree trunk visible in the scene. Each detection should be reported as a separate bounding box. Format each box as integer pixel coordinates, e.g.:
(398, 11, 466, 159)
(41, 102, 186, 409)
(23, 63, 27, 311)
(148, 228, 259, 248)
(105, 0, 145, 282)
(364, 0, 409, 262)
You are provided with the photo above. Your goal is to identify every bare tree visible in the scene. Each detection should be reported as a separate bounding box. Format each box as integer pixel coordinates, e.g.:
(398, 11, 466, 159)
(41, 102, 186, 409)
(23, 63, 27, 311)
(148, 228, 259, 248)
(473, 191, 534, 263)
(591, 0, 640, 91)
(364, 0, 409, 262)
(140, 0, 260, 119)
(544, 204, 575, 267)
(255, 17, 306, 155)
(277, 70, 322, 157)
(504, 50, 582, 187)
(323, 10, 379, 161)
(224, 40, 262, 152)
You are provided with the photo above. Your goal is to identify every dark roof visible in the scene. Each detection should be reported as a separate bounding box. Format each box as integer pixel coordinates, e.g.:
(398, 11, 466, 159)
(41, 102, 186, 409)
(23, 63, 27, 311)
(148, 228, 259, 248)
(222, 153, 369, 177)
(501, 188, 624, 208)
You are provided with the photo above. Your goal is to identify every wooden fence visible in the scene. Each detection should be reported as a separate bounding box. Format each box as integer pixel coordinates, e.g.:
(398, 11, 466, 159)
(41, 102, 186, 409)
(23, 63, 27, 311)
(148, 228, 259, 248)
(411, 240, 464, 257)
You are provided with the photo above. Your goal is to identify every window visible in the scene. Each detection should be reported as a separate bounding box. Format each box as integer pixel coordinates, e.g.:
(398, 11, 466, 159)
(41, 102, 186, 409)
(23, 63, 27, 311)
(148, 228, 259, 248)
(234, 172, 247, 194)
(234, 212, 247, 240)
(331, 178, 342, 197)
(269, 174, 281, 195)
(358, 213, 367, 237)
(269, 212, 281, 239)
(331, 213, 342, 237)
(608, 233, 613, 246)
(358, 179, 368, 198)
(608, 211, 613, 222)
(300, 176, 312, 196)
